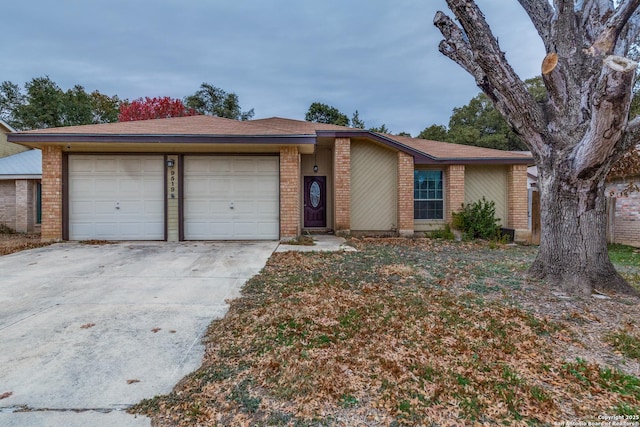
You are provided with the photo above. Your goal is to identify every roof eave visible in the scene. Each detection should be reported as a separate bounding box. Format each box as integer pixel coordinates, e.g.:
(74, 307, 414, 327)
(315, 130, 437, 160)
(415, 157, 533, 165)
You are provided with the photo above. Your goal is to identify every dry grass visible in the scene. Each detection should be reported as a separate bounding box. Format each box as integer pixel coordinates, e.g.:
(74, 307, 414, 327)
(131, 238, 640, 426)
(0, 233, 52, 256)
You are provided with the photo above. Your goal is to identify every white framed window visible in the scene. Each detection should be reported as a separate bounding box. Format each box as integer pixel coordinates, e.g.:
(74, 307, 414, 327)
(414, 170, 444, 220)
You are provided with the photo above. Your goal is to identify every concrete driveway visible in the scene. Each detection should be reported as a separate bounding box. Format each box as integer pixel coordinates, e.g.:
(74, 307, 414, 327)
(0, 241, 278, 427)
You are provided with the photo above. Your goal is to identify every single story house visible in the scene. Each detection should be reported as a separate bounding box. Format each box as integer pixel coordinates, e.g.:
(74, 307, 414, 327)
(0, 150, 42, 233)
(8, 115, 532, 242)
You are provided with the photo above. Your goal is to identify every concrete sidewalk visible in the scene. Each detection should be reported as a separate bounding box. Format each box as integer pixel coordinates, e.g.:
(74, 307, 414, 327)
(276, 234, 356, 253)
(0, 241, 277, 427)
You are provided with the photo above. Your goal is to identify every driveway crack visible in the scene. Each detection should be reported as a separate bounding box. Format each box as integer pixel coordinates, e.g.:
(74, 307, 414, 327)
(0, 304, 60, 332)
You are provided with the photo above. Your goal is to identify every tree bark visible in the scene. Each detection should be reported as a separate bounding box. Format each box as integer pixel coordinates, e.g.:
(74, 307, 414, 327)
(530, 166, 635, 296)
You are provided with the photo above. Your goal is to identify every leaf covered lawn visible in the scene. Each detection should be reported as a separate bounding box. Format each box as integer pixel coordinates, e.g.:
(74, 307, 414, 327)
(132, 238, 640, 426)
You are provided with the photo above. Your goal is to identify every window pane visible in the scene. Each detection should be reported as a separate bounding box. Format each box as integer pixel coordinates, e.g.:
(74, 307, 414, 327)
(414, 200, 444, 220)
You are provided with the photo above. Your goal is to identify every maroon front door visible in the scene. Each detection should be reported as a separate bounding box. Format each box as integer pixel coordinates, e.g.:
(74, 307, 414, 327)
(304, 176, 326, 228)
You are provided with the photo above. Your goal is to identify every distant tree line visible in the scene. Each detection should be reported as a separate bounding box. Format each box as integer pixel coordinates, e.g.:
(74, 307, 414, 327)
(0, 77, 254, 130)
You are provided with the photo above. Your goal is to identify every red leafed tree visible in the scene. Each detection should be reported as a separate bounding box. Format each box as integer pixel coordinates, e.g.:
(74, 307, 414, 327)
(118, 96, 197, 122)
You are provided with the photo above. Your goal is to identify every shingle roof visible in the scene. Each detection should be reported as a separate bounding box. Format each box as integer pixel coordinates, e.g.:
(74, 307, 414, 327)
(9, 116, 533, 163)
(17, 115, 346, 136)
(390, 134, 532, 161)
(0, 149, 42, 177)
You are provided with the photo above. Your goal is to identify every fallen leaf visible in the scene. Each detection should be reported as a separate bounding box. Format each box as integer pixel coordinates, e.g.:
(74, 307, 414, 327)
(80, 323, 96, 329)
(0, 391, 13, 400)
(127, 379, 140, 384)
(151, 328, 161, 333)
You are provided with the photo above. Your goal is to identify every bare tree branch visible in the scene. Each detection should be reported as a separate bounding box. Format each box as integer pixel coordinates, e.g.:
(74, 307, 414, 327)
(573, 55, 638, 177)
(591, 0, 640, 54)
(433, 12, 487, 82)
(435, 0, 546, 154)
(517, 0, 554, 49)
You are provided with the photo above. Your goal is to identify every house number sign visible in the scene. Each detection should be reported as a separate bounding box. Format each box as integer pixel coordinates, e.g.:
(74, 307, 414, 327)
(169, 169, 177, 199)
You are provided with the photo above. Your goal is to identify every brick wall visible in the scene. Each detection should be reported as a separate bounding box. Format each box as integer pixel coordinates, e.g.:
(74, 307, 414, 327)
(0, 181, 16, 230)
(280, 146, 300, 238)
(15, 180, 29, 232)
(507, 164, 529, 230)
(445, 164, 465, 224)
(334, 138, 351, 233)
(397, 151, 414, 236)
(607, 180, 640, 247)
(41, 145, 63, 240)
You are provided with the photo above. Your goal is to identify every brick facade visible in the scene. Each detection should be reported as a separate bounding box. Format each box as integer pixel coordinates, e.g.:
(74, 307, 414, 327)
(445, 164, 465, 224)
(507, 164, 529, 231)
(0, 180, 39, 233)
(41, 145, 63, 240)
(397, 151, 414, 236)
(280, 146, 300, 238)
(607, 180, 640, 247)
(334, 138, 351, 233)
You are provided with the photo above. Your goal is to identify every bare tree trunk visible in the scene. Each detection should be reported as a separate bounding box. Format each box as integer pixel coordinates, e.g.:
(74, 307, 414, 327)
(530, 165, 634, 296)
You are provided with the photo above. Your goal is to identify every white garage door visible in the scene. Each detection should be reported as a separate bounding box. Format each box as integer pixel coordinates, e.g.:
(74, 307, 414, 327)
(68, 155, 164, 240)
(184, 156, 279, 240)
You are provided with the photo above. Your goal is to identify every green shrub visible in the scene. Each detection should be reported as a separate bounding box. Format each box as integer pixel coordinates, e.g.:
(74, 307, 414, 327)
(429, 223, 455, 240)
(452, 197, 501, 240)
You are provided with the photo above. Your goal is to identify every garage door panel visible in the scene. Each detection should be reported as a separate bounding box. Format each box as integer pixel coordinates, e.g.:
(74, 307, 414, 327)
(95, 178, 117, 194)
(94, 159, 118, 173)
(69, 155, 164, 240)
(94, 201, 115, 214)
(258, 200, 278, 215)
(184, 156, 279, 240)
(70, 159, 95, 173)
(72, 179, 94, 193)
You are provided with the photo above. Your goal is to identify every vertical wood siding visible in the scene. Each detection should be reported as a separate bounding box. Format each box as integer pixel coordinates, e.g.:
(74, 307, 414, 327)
(464, 165, 508, 226)
(350, 140, 397, 230)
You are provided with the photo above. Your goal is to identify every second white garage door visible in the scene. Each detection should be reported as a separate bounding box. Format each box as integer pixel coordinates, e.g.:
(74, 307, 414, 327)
(183, 156, 279, 240)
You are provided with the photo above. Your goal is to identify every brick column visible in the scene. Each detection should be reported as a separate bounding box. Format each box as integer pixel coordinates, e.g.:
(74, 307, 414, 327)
(334, 138, 351, 234)
(507, 164, 529, 230)
(41, 145, 63, 241)
(445, 164, 465, 224)
(14, 180, 29, 233)
(397, 151, 414, 237)
(280, 146, 300, 239)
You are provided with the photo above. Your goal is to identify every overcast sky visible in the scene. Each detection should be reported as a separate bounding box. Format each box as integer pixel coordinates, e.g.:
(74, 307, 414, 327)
(2, 1, 545, 136)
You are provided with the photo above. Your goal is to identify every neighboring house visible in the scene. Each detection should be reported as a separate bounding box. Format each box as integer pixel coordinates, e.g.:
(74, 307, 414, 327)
(8, 116, 532, 242)
(0, 149, 42, 233)
(0, 119, 28, 157)
(606, 175, 640, 247)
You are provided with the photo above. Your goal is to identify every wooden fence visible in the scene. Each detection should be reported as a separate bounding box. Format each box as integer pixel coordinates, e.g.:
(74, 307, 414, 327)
(529, 190, 617, 245)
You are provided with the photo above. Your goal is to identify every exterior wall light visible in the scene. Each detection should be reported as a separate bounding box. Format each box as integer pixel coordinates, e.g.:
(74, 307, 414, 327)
(167, 159, 175, 168)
